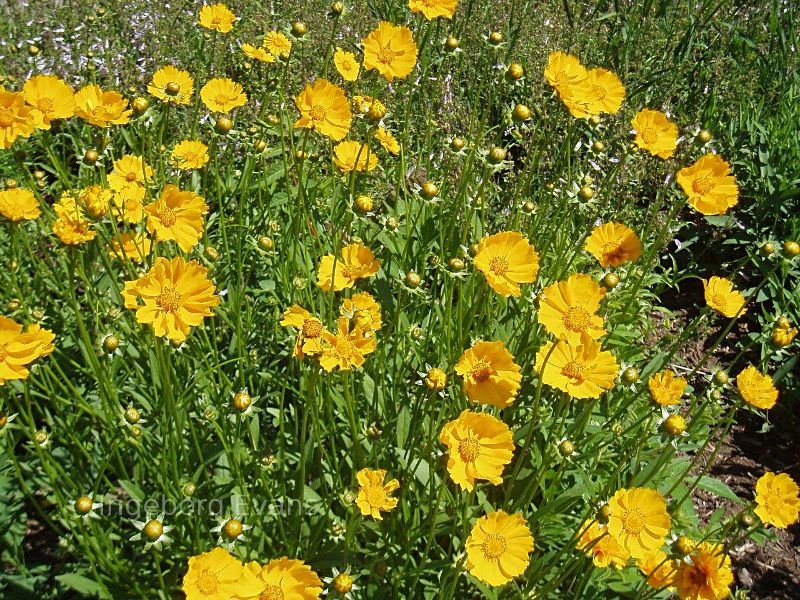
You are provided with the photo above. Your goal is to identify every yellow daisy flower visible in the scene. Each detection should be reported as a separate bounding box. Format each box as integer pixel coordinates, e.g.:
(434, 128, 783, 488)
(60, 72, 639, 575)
(631, 109, 679, 159)
(473, 231, 540, 297)
(198, 3, 236, 33)
(263, 32, 293, 58)
(200, 78, 247, 113)
(144, 185, 209, 253)
(754, 472, 800, 528)
(240, 558, 323, 600)
(182, 547, 261, 600)
(317, 243, 380, 292)
(703, 276, 746, 317)
(171, 140, 210, 170)
(455, 340, 522, 408)
(674, 542, 733, 600)
(333, 141, 378, 172)
(538, 273, 606, 344)
(73, 84, 132, 127)
(409, 0, 458, 19)
(0, 90, 36, 148)
(334, 48, 360, 81)
(0, 188, 41, 221)
(319, 317, 376, 372)
(280, 305, 326, 358)
(22, 74, 75, 129)
(606, 487, 671, 560)
(535, 335, 618, 399)
(465, 510, 534, 586)
(362, 22, 418, 82)
(647, 370, 687, 406)
(576, 520, 628, 569)
(585, 222, 642, 267)
(735, 365, 778, 409)
(677, 154, 739, 216)
(148, 65, 194, 105)
(294, 79, 352, 141)
(355, 468, 399, 520)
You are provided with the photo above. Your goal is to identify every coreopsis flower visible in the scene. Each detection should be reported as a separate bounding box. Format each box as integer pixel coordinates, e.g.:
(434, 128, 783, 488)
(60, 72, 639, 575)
(263, 32, 293, 58)
(334, 48, 360, 81)
(171, 140, 210, 170)
(0, 90, 36, 148)
(673, 542, 733, 600)
(677, 154, 739, 215)
(535, 335, 618, 399)
(144, 185, 209, 252)
(293, 79, 352, 141)
(647, 370, 687, 406)
(544, 51, 588, 96)
(465, 510, 534, 586)
(409, 0, 458, 19)
(631, 109, 679, 159)
(340, 292, 382, 332)
(52, 192, 96, 245)
(585, 222, 642, 267)
(241, 43, 275, 63)
(352, 95, 386, 120)
(583, 68, 625, 114)
(772, 320, 798, 347)
(703, 276, 746, 317)
(363, 22, 419, 82)
(200, 78, 247, 113)
(538, 273, 606, 344)
(606, 487, 671, 560)
(22, 75, 75, 129)
(239, 558, 323, 600)
(333, 141, 378, 172)
(198, 3, 236, 33)
(355, 468, 399, 520)
(754, 472, 800, 528)
(280, 305, 326, 358)
(423, 367, 447, 391)
(182, 547, 262, 600)
(576, 520, 628, 569)
(0, 188, 40, 221)
(108, 155, 153, 206)
(122, 256, 220, 342)
(638, 551, 676, 590)
(79, 184, 112, 219)
(455, 340, 521, 408)
(473, 231, 540, 297)
(319, 317, 376, 372)
(439, 409, 514, 491)
(375, 127, 400, 154)
(148, 66, 194, 105)
(0, 316, 55, 385)
(73, 85, 132, 127)
(735, 365, 778, 409)
(107, 232, 152, 263)
(317, 243, 380, 292)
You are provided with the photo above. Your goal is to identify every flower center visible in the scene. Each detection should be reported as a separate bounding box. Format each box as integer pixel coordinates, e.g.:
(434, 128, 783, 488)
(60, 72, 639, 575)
(335, 336, 355, 358)
(341, 264, 362, 279)
(195, 571, 219, 595)
(159, 205, 177, 227)
(489, 256, 509, 276)
(601, 240, 624, 263)
(342, 58, 354, 70)
(125, 172, 138, 182)
(593, 85, 607, 100)
(481, 533, 508, 559)
(692, 175, 715, 195)
(302, 318, 322, 338)
(458, 437, 480, 462)
(38, 98, 55, 113)
(260, 586, 284, 600)
(710, 293, 727, 307)
(471, 361, 492, 382)
(310, 104, 327, 122)
(563, 307, 591, 332)
(367, 485, 386, 507)
(761, 488, 781, 513)
(156, 285, 181, 313)
(0, 109, 14, 128)
(377, 46, 399, 65)
(640, 127, 657, 145)
(621, 507, 646, 535)
(215, 94, 230, 106)
(561, 361, 584, 381)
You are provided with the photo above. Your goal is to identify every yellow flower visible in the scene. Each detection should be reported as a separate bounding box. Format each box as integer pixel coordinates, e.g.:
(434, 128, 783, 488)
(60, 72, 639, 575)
(0, 90, 36, 148)
(538, 273, 606, 344)
(147, 65, 194, 105)
(576, 520, 628, 569)
(144, 185, 209, 253)
(293, 79, 352, 141)
(585, 222, 642, 267)
(0, 316, 55, 385)
(606, 487, 671, 560)
(333, 141, 378, 172)
(754, 472, 800, 528)
(439, 409, 514, 491)
(631, 109, 679, 159)
(735, 365, 778, 410)
(108, 155, 153, 205)
(263, 32, 293, 58)
(200, 78, 247, 113)
(677, 154, 739, 216)
(375, 127, 400, 154)
(473, 231, 540, 297)
(424, 367, 447, 391)
(238, 558, 323, 600)
(0, 188, 40, 221)
(703, 276, 746, 318)
(171, 140, 210, 170)
(535, 335, 618, 399)
(455, 340, 521, 408)
(584, 68, 625, 114)
(772, 322, 797, 347)
(79, 184, 112, 218)
(107, 232, 153, 263)
(340, 292, 383, 332)
(52, 192, 96, 245)
(319, 317, 376, 372)
(638, 551, 676, 590)
(647, 370, 687, 406)
(241, 43, 273, 63)
(198, 3, 236, 33)
(334, 48, 360, 81)
(123, 256, 220, 343)
(465, 510, 534, 586)
(74, 84, 132, 127)
(363, 21, 419, 83)
(22, 75, 75, 129)
(317, 243, 380, 292)
(409, 0, 458, 19)
(355, 468, 399, 520)
(674, 542, 733, 600)
(280, 305, 326, 358)
(544, 51, 588, 96)
(182, 547, 262, 600)
(352, 95, 386, 120)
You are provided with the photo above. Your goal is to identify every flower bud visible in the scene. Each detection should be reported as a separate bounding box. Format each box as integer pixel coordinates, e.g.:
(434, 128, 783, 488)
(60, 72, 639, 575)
(424, 367, 447, 391)
(488, 146, 507, 163)
(355, 195, 373, 213)
(450, 136, 465, 151)
(7, 298, 20, 311)
(579, 186, 594, 200)
(589, 115, 602, 126)
(597, 504, 612, 524)
(602, 273, 620, 289)
(622, 367, 639, 383)
(522, 201, 535, 214)
(663, 414, 687, 436)
(545, 182, 555, 191)
(223, 518, 243, 539)
(712, 370, 729, 385)
(333, 573, 353, 593)
(783, 240, 799, 257)
(386, 216, 399, 230)
(130, 426, 142, 438)
(266, 114, 279, 125)
(257, 236, 274, 251)
(761, 241, 775, 256)
(5, 179, 18, 189)
(421, 182, 439, 199)
(507, 62, 524, 80)
(101, 334, 119, 353)
(673, 535, 694, 556)
(0, 412, 7, 429)
(488, 31, 504, 45)
(697, 129, 712, 143)
(132, 97, 149, 114)
(183, 483, 197, 497)
(215, 116, 233, 134)
(125, 407, 141, 424)
(254, 140, 267, 151)
(28, 45, 40, 56)
(143, 519, 164, 540)
(592, 140, 605, 152)
(448, 258, 465, 271)
(331, 1, 344, 15)
(232, 391, 251, 412)
(34, 430, 48, 445)
(445, 36, 460, 51)
(738, 512, 754, 528)
(84, 149, 100, 163)
(405, 271, 421, 288)
(513, 103, 531, 121)
(292, 21, 307, 36)
(75, 496, 94, 514)
(203, 246, 220, 262)
(558, 439, 575, 457)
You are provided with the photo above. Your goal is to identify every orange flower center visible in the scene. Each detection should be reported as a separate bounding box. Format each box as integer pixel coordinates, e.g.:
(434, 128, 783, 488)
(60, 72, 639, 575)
(593, 85, 607, 100)
(158, 205, 177, 227)
(341, 264, 362, 279)
(760, 487, 781, 514)
(0, 109, 14, 128)
(377, 46, 399, 65)
(260, 586, 284, 600)
(640, 127, 657, 145)
(367, 485, 387, 507)
(334, 335, 355, 358)
(195, 570, 219, 595)
(601, 240, 624, 263)
(692, 175, 715, 195)
(458, 437, 480, 462)
(341, 58, 354, 71)
(489, 256, 509, 276)
(156, 285, 181, 313)
(710, 293, 727, 307)
(621, 506, 646, 535)
(561, 361, 584, 382)
(37, 98, 55, 113)
(471, 361, 492, 382)
(481, 533, 508, 559)
(563, 307, 591, 332)
(310, 104, 328, 122)
(302, 318, 322, 338)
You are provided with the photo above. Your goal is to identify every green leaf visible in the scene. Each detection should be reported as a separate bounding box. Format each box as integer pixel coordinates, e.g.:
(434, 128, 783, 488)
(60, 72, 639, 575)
(695, 476, 743, 504)
(55, 573, 110, 598)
